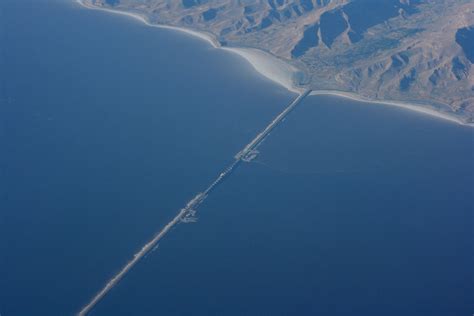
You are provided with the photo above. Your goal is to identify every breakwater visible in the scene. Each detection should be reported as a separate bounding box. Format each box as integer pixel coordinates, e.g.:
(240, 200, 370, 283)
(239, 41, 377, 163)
(78, 90, 310, 315)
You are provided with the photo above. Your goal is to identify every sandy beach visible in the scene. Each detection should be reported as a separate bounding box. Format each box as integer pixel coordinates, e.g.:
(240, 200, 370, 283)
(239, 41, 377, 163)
(221, 47, 304, 94)
(75, 0, 472, 127)
(75, 0, 301, 93)
(310, 90, 472, 126)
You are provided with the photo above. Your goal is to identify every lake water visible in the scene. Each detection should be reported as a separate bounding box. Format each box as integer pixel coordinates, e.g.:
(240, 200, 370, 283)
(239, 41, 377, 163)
(1, 1, 473, 316)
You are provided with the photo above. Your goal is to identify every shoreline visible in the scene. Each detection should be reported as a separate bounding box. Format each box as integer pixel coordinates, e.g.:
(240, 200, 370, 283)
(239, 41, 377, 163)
(75, 0, 472, 127)
(74, 0, 302, 94)
(75, 1, 220, 48)
(310, 90, 473, 126)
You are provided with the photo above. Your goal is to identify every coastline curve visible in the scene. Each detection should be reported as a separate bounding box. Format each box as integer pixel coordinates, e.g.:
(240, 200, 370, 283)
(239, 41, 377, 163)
(310, 90, 473, 126)
(75, 0, 301, 93)
(75, 0, 473, 126)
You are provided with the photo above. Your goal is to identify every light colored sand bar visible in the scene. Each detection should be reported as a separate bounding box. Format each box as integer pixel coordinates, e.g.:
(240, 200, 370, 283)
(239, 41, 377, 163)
(75, 0, 472, 126)
(75, 0, 300, 93)
(310, 90, 473, 126)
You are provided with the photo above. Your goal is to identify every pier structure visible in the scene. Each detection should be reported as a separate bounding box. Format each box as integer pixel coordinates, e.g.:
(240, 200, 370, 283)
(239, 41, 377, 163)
(235, 89, 311, 161)
(78, 90, 311, 316)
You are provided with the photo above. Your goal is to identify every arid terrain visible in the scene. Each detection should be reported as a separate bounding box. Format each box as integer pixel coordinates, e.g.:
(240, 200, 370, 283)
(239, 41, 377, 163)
(89, 0, 474, 122)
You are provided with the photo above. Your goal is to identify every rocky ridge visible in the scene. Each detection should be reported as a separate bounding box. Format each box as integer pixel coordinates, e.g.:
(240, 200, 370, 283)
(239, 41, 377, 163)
(90, 0, 474, 121)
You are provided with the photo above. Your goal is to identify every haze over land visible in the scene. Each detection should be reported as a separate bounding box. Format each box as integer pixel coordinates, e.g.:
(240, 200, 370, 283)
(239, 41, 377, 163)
(86, 0, 474, 122)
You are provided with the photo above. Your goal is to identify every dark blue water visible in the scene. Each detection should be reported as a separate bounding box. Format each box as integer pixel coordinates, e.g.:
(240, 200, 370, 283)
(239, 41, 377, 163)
(93, 96, 473, 316)
(1, 1, 473, 316)
(0, 0, 293, 315)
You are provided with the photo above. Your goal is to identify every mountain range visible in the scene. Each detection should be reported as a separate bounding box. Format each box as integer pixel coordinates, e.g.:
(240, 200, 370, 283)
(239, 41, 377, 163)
(90, 0, 474, 121)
